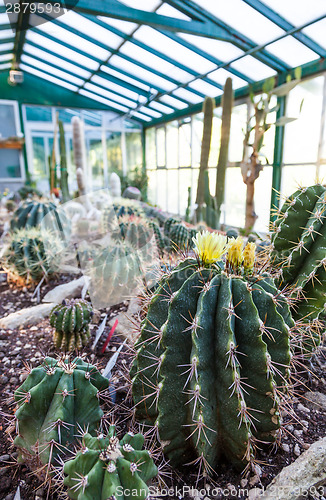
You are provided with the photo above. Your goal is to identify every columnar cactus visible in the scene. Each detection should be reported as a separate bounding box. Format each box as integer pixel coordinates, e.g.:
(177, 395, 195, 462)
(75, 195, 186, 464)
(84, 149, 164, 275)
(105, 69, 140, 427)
(131, 233, 293, 471)
(63, 426, 158, 500)
(1, 228, 64, 285)
(50, 299, 93, 351)
(271, 184, 326, 323)
(10, 199, 70, 235)
(13, 356, 109, 469)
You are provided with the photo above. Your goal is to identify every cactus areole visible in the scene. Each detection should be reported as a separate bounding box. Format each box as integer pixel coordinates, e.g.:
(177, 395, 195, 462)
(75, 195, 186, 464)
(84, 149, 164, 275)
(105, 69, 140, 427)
(131, 232, 293, 471)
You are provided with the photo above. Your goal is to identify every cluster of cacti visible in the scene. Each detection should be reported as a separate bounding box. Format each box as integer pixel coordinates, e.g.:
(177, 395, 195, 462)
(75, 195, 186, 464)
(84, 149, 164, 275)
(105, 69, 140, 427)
(271, 184, 326, 323)
(112, 215, 153, 249)
(64, 426, 158, 500)
(1, 228, 64, 285)
(131, 232, 294, 471)
(13, 356, 109, 469)
(50, 299, 93, 351)
(10, 199, 70, 236)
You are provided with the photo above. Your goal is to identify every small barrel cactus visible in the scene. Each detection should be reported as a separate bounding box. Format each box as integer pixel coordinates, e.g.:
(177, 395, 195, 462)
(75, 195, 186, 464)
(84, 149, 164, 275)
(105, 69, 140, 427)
(64, 426, 158, 500)
(0, 228, 64, 285)
(163, 216, 180, 237)
(150, 221, 166, 255)
(112, 215, 153, 249)
(271, 184, 326, 324)
(169, 222, 193, 251)
(10, 199, 70, 236)
(50, 299, 93, 351)
(13, 356, 109, 470)
(131, 232, 294, 471)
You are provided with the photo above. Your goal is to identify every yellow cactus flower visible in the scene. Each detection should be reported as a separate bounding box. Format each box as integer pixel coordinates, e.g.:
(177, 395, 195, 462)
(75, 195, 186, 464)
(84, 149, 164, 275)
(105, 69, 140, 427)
(243, 242, 256, 272)
(227, 236, 244, 271)
(192, 231, 227, 265)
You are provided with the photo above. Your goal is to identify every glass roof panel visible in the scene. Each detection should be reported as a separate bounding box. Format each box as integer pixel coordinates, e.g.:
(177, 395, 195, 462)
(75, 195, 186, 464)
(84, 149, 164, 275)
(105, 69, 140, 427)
(36, 19, 111, 59)
(118, 40, 193, 82)
(137, 106, 162, 118)
(0, 53, 11, 62)
(101, 65, 150, 91)
(156, 3, 191, 20)
(21, 54, 84, 85)
(133, 26, 217, 73)
(179, 34, 244, 61)
(59, 11, 124, 49)
(91, 74, 141, 100)
(130, 111, 152, 122)
(0, 12, 16, 24)
(0, 29, 14, 40)
(84, 82, 138, 108)
(79, 88, 129, 112)
(149, 101, 175, 113)
(0, 62, 11, 70)
(97, 17, 138, 35)
(209, 68, 247, 89)
(20, 63, 79, 91)
(0, 42, 14, 52)
(119, 0, 161, 11)
(159, 95, 188, 109)
(24, 44, 92, 78)
(26, 32, 99, 70)
(188, 79, 222, 97)
(259, 0, 326, 27)
(109, 54, 178, 91)
(230, 55, 276, 80)
(172, 87, 203, 104)
(303, 18, 326, 50)
(194, 0, 285, 44)
(266, 36, 320, 66)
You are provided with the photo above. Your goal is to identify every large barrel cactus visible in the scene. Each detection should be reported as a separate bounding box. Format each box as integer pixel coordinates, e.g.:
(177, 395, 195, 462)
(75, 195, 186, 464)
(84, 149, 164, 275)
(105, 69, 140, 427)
(271, 184, 326, 323)
(10, 199, 70, 236)
(64, 426, 158, 500)
(13, 356, 109, 470)
(131, 233, 293, 471)
(0, 228, 64, 285)
(50, 299, 93, 351)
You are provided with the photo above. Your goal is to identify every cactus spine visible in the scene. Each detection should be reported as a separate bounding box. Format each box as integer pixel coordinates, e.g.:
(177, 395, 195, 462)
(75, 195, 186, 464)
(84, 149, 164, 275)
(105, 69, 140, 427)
(131, 233, 293, 471)
(13, 356, 109, 468)
(215, 78, 233, 228)
(63, 426, 158, 500)
(196, 97, 214, 221)
(50, 299, 93, 351)
(59, 120, 70, 203)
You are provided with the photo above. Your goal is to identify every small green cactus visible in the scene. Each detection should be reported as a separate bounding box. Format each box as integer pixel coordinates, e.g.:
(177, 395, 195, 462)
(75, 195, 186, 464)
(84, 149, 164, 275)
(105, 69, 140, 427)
(112, 215, 152, 249)
(10, 199, 70, 236)
(132, 233, 294, 471)
(1, 227, 64, 285)
(163, 217, 180, 237)
(63, 426, 158, 500)
(169, 222, 191, 251)
(13, 356, 109, 470)
(50, 299, 93, 351)
(150, 221, 165, 255)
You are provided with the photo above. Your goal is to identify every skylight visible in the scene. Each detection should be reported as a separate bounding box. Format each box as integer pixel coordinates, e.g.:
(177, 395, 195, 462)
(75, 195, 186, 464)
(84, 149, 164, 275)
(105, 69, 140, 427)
(84, 82, 138, 108)
(21, 54, 84, 86)
(260, 0, 326, 27)
(302, 18, 326, 50)
(101, 65, 150, 92)
(159, 95, 188, 109)
(230, 55, 276, 80)
(149, 101, 175, 113)
(178, 34, 245, 62)
(91, 74, 141, 101)
(266, 36, 320, 66)
(172, 88, 203, 104)
(209, 68, 248, 89)
(188, 79, 222, 97)
(98, 16, 138, 35)
(20, 63, 79, 92)
(79, 88, 129, 112)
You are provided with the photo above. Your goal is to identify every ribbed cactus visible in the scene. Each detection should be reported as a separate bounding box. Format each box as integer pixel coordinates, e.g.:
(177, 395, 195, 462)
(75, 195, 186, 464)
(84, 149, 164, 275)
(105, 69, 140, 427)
(1, 228, 64, 285)
(10, 199, 70, 235)
(196, 97, 214, 220)
(13, 356, 109, 469)
(50, 299, 93, 351)
(104, 199, 144, 232)
(63, 426, 158, 500)
(131, 233, 293, 471)
(59, 120, 70, 203)
(112, 215, 153, 249)
(271, 184, 326, 323)
(150, 221, 166, 255)
(169, 222, 192, 251)
(163, 217, 180, 238)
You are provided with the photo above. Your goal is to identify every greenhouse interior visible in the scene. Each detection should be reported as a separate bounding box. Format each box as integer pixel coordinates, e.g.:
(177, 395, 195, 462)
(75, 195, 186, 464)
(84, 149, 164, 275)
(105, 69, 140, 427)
(0, 1, 325, 499)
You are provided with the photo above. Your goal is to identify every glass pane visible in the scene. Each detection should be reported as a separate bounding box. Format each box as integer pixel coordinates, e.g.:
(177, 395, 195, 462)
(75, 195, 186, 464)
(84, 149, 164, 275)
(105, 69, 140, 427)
(159, 95, 187, 109)
(0, 104, 21, 179)
(125, 132, 142, 171)
(266, 36, 319, 66)
(157, 169, 167, 211)
(179, 34, 244, 61)
(0, 53, 12, 62)
(192, 112, 203, 169)
(166, 121, 178, 169)
(303, 19, 326, 50)
(209, 68, 248, 88)
(167, 169, 179, 214)
(137, 106, 162, 119)
(157, 3, 191, 20)
(98, 17, 138, 35)
(179, 168, 192, 216)
(172, 88, 202, 104)
(229, 103, 248, 163)
(260, 0, 326, 27)
(146, 127, 156, 169)
(84, 82, 137, 108)
(224, 167, 246, 229)
(281, 165, 317, 198)
(188, 79, 222, 97)
(318, 164, 326, 182)
(130, 111, 152, 122)
(20, 64, 79, 92)
(79, 89, 129, 112)
(26, 106, 52, 121)
(156, 127, 166, 167)
(230, 56, 276, 81)
(107, 132, 122, 172)
(179, 122, 191, 167)
(101, 65, 150, 92)
(209, 112, 222, 167)
(32, 137, 47, 178)
(91, 74, 141, 101)
(88, 138, 104, 189)
(283, 77, 324, 164)
(147, 170, 157, 205)
(21, 54, 84, 86)
(254, 166, 273, 233)
(0, 62, 11, 70)
(149, 101, 174, 114)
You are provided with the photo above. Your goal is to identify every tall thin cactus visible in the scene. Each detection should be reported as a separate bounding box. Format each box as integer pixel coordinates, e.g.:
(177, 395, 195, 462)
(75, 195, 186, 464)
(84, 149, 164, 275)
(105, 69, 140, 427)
(59, 120, 70, 203)
(196, 97, 214, 221)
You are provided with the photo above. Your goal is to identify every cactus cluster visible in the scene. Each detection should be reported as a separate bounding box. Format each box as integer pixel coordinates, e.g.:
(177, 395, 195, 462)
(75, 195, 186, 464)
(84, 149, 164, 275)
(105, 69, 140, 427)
(64, 426, 158, 500)
(50, 299, 93, 351)
(131, 232, 293, 471)
(13, 356, 109, 469)
(0, 228, 64, 285)
(10, 199, 70, 236)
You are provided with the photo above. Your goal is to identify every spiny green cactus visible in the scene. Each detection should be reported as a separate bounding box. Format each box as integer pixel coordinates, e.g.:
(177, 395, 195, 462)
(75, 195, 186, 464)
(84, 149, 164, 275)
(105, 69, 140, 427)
(59, 120, 70, 203)
(196, 97, 214, 221)
(169, 223, 192, 251)
(163, 217, 180, 238)
(271, 184, 326, 324)
(63, 426, 158, 500)
(112, 215, 153, 249)
(50, 299, 93, 351)
(10, 199, 70, 236)
(13, 356, 109, 470)
(131, 233, 293, 471)
(150, 221, 166, 255)
(1, 228, 64, 285)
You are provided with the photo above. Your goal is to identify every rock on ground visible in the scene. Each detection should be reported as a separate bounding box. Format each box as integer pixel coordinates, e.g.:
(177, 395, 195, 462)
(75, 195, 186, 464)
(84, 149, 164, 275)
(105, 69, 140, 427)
(0, 303, 56, 330)
(303, 391, 326, 412)
(42, 276, 86, 303)
(262, 437, 326, 499)
(108, 298, 141, 340)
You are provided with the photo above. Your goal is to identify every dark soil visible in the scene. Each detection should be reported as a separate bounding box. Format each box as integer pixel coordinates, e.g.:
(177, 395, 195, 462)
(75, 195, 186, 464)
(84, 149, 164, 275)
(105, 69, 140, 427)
(0, 273, 325, 500)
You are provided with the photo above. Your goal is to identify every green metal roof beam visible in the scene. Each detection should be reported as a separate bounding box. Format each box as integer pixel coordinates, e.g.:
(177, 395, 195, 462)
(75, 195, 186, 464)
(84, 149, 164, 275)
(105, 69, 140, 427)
(244, 0, 326, 58)
(46, 0, 236, 40)
(12, 0, 30, 69)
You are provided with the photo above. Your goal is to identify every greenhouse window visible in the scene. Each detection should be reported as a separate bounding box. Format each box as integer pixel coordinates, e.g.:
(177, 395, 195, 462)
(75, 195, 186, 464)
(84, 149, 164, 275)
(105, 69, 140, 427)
(303, 18, 326, 49)
(21, 54, 84, 86)
(101, 65, 150, 92)
(84, 83, 138, 109)
(230, 56, 276, 80)
(98, 17, 138, 36)
(20, 64, 79, 92)
(260, 0, 326, 27)
(91, 75, 141, 101)
(78, 89, 129, 112)
(266, 36, 320, 66)
(178, 34, 245, 62)
(209, 68, 247, 89)
(188, 80, 222, 97)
